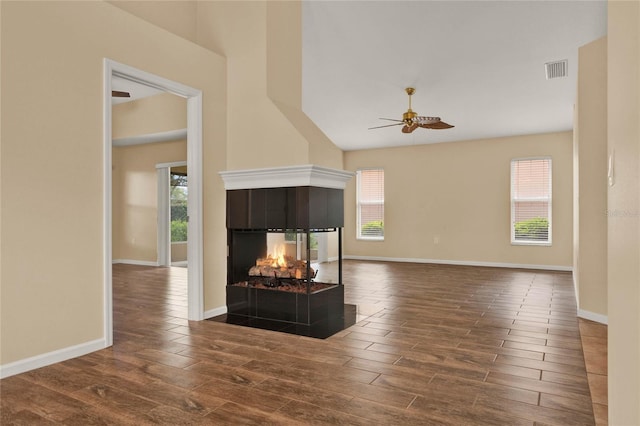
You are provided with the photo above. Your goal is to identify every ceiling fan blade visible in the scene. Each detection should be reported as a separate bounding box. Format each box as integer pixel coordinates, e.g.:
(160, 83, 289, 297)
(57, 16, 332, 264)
(402, 123, 418, 134)
(112, 90, 131, 98)
(368, 123, 405, 130)
(419, 121, 454, 129)
(378, 118, 404, 122)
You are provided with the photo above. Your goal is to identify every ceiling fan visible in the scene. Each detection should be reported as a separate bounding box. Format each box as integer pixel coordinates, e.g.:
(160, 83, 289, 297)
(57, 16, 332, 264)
(111, 90, 130, 98)
(369, 87, 454, 134)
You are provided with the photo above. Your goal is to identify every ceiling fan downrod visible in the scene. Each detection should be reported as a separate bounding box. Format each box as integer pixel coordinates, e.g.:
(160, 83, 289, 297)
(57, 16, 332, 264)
(403, 87, 417, 124)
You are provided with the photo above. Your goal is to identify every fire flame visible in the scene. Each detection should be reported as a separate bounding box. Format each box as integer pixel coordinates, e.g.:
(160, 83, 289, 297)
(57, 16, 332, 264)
(269, 245, 288, 269)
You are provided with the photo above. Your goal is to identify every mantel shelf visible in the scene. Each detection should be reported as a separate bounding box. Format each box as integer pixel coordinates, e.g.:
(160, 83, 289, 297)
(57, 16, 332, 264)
(219, 164, 354, 190)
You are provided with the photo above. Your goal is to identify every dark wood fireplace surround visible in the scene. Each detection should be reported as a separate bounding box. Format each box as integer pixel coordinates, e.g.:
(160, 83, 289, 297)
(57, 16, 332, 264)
(226, 186, 345, 329)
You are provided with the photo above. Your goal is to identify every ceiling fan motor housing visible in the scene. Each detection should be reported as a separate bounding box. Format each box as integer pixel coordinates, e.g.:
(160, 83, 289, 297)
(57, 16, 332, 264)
(403, 109, 417, 124)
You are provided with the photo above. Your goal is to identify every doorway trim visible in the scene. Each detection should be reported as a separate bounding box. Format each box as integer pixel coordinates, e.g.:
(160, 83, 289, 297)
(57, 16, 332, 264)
(103, 59, 204, 347)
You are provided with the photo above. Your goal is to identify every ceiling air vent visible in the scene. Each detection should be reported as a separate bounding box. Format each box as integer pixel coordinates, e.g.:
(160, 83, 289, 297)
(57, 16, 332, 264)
(545, 59, 568, 80)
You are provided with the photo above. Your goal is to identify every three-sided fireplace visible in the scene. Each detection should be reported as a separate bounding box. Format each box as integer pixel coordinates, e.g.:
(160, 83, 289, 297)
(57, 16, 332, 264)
(219, 166, 354, 336)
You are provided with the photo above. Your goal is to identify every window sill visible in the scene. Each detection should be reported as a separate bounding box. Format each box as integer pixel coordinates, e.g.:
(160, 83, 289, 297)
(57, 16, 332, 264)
(511, 241, 552, 247)
(357, 237, 384, 242)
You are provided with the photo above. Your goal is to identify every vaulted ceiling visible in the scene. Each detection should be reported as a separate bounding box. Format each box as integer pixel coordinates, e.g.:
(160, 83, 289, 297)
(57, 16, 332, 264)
(301, 1, 607, 151)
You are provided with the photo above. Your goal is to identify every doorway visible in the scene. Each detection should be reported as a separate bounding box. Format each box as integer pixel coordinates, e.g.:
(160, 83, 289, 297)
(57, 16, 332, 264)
(103, 59, 204, 347)
(156, 161, 188, 267)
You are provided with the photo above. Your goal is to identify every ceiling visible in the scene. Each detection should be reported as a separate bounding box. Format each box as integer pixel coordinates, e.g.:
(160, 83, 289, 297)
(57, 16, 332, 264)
(301, 1, 607, 151)
(111, 1, 607, 152)
(111, 75, 164, 105)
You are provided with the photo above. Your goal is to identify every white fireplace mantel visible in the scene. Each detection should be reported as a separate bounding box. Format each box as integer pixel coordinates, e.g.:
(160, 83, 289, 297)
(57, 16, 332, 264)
(219, 165, 354, 190)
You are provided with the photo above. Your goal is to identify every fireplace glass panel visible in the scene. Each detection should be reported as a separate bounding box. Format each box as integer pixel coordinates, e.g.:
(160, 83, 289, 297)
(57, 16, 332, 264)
(247, 230, 339, 289)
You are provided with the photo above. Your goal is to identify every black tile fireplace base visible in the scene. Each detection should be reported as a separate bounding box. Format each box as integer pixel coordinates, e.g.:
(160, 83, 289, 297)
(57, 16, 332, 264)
(216, 283, 351, 338)
(207, 304, 357, 339)
(226, 282, 344, 321)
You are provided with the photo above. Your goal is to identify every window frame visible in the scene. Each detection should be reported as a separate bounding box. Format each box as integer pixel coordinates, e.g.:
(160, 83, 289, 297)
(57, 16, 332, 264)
(170, 171, 188, 243)
(356, 168, 385, 241)
(510, 157, 552, 246)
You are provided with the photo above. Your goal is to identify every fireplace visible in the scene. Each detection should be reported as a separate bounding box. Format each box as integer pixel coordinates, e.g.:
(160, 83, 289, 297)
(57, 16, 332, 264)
(218, 165, 354, 337)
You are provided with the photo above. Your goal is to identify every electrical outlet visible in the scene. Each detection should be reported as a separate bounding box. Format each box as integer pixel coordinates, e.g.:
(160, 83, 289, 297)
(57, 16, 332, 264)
(434, 236, 440, 244)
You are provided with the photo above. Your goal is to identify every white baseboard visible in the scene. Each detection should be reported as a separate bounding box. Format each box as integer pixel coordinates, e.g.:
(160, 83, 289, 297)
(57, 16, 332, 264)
(578, 309, 608, 325)
(112, 259, 159, 267)
(573, 274, 580, 308)
(343, 255, 573, 272)
(0, 338, 106, 379)
(171, 261, 188, 267)
(204, 305, 227, 319)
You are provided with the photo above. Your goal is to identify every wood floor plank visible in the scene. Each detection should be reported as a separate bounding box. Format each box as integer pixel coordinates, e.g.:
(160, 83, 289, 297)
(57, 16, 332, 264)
(184, 360, 271, 386)
(489, 361, 542, 380)
(345, 356, 435, 381)
(276, 399, 371, 425)
(134, 348, 201, 369)
(474, 393, 595, 425)
(395, 356, 488, 381)
(495, 354, 589, 377)
(409, 394, 534, 426)
(338, 396, 435, 424)
(70, 384, 159, 416)
(303, 372, 419, 409)
(194, 378, 290, 413)
(0, 376, 91, 423)
(253, 377, 355, 408)
(539, 392, 595, 415)
(429, 373, 541, 406)
(486, 371, 591, 398)
(204, 401, 298, 425)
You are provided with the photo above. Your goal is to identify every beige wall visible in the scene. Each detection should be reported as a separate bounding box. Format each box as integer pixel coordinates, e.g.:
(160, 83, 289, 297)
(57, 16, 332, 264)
(265, 1, 343, 169)
(574, 37, 608, 320)
(196, 1, 306, 170)
(195, 1, 342, 171)
(107, 1, 198, 44)
(344, 132, 573, 268)
(112, 140, 187, 262)
(0, 1, 226, 365)
(607, 1, 640, 424)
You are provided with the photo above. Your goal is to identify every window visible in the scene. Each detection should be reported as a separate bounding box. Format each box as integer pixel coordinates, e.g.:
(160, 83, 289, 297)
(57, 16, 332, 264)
(357, 168, 384, 240)
(510, 158, 552, 245)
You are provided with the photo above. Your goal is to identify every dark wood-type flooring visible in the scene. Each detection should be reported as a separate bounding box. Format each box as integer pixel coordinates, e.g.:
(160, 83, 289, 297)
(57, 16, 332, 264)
(1, 261, 606, 425)
(578, 318, 608, 425)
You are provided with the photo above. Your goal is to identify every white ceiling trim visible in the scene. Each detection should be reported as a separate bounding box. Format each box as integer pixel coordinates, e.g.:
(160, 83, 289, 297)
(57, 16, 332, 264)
(112, 128, 187, 147)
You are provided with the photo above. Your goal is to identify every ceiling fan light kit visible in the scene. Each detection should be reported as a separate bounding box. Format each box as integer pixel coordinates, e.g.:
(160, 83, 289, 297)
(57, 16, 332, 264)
(369, 87, 454, 134)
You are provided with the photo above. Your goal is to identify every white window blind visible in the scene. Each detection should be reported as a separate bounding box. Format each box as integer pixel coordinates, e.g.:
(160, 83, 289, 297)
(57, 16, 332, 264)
(510, 158, 552, 245)
(357, 169, 384, 240)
